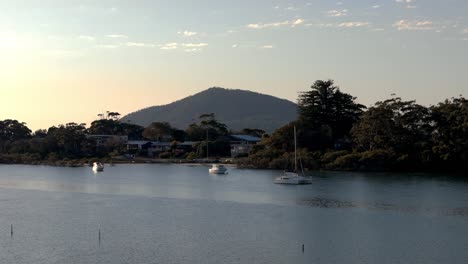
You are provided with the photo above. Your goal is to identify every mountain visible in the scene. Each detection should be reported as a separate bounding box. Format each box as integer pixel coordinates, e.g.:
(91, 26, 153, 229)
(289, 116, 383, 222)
(121, 87, 298, 133)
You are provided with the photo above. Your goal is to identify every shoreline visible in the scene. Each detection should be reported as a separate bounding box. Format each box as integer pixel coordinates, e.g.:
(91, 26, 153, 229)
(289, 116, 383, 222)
(0, 158, 465, 175)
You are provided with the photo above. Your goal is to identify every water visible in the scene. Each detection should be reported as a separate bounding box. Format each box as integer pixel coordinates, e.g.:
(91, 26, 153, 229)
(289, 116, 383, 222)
(0, 164, 467, 264)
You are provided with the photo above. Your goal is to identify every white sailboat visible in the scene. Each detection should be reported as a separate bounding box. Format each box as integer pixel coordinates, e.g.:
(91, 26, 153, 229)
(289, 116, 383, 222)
(92, 162, 104, 172)
(209, 164, 228, 174)
(206, 129, 228, 174)
(274, 126, 312, 185)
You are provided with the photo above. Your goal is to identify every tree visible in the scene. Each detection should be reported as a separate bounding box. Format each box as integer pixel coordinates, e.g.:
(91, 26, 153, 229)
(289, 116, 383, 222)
(199, 113, 228, 140)
(239, 128, 266, 138)
(185, 123, 205, 141)
(45, 123, 87, 158)
(0, 119, 32, 142)
(430, 97, 468, 170)
(298, 80, 365, 150)
(351, 98, 431, 153)
(143, 122, 173, 141)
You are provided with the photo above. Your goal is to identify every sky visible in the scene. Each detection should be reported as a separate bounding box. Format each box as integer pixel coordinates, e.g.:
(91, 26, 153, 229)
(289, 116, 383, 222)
(0, 0, 467, 131)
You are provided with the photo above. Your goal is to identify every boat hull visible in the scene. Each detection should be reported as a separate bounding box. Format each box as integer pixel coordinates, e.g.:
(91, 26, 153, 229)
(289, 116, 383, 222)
(274, 175, 312, 185)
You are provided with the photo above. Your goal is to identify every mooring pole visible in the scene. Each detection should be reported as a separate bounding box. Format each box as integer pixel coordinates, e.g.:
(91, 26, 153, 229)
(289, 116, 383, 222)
(99, 228, 101, 245)
(302, 244, 304, 253)
(11, 224, 13, 237)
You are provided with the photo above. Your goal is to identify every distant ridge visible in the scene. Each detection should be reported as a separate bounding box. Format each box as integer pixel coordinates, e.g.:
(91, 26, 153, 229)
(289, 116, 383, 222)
(121, 87, 297, 132)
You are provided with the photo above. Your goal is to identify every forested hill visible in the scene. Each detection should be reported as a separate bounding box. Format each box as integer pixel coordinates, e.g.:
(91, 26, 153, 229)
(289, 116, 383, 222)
(121, 87, 297, 132)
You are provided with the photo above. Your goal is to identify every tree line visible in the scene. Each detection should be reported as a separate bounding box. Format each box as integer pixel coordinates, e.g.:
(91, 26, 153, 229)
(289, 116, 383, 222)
(245, 80, 467, 173)
(0, 80, 466, 172)
(0, 111, 251, 164)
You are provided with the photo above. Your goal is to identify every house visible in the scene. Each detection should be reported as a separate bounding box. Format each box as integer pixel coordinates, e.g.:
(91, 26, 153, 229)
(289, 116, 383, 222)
(229, 134, 261, 158)
(86, 135, 128, 147)
(127, 140, 199, 157)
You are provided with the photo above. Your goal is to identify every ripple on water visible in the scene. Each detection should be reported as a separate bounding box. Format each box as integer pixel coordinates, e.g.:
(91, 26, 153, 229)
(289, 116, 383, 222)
(299, 197, 468, 217)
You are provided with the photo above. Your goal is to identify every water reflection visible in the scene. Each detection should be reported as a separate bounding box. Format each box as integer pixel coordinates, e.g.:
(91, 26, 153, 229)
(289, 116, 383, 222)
(299, 197, 468, 217)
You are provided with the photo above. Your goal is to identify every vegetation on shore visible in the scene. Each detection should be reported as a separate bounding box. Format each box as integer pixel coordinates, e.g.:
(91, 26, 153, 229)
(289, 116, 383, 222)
(245, 80, 467, 173)
(0, 80, 466, 173)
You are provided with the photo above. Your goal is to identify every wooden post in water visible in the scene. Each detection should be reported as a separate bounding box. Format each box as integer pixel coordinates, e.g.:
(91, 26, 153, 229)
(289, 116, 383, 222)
(99, 228, 101, 245)
(11, 224, 13, 237)
(302, 244, 304, 253)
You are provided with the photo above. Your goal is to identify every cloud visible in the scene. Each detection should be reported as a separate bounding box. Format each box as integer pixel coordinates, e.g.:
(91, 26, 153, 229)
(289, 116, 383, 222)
(261, 45, 274, 49)
(97, 44, 119, 49)
(328, 9, 348, 17)
(247, 19, 305, 29)
(105, 34, 128, 38)
(373, 5, 380, 9)
(232, 44, 238, 48)
(292, 19, 305, 26)
(393, 20, 433, 31)
(463, 28, 468, 34)
(159, 42, 208, 50)
(160, 43, 178, 50)
(184, 48, 201, 52)
(178, 31, 197, 37)
(338, 22, 370, 28)
(78, 35, 95, 41)
(126, 42, 156, 47)
(182, 43, 208, 48)
(395, 0, 416, 8)
(285, 6, 298, 11)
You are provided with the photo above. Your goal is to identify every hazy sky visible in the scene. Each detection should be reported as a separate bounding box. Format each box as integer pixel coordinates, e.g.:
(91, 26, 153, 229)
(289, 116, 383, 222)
(1, 0, 467, 130)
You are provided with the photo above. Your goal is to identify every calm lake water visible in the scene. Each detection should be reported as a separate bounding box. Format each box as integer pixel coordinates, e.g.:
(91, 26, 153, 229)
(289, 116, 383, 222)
(0, 164, 467, 264)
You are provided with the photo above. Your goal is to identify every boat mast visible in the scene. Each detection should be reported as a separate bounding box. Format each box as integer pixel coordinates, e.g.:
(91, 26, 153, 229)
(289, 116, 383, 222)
(206, 129, 209, 159)
(294, 125, 297, 172)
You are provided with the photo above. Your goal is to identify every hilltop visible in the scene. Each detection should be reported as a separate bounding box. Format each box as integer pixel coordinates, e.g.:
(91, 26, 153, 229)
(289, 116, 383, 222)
(121, 87, 297, 132)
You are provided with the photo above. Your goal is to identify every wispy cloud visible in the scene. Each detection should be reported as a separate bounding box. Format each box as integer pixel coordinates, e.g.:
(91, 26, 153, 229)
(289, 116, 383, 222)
(105, 34, 128, 38)
(232, 44, 238, 48)
(160, 43, 178, 50)
(328, 9, 348, 17)
(261, 45, 274, 49)
(184, 48, 201, 52)
(247, 19, 305, 29)
(97, 44, 120, 49)
(178, 31, 197, 37)
(285, 6, 298, 11)
(396, 0, 416, 8)
(372, 5, 380, 9)
(182, 43, 208, 48)
(338, 22, 370, 28)
(393, 20, 433, 31)
(159, 43, 208, 51)
(126, 42, 156, 47)
(78, 35, 95, 41)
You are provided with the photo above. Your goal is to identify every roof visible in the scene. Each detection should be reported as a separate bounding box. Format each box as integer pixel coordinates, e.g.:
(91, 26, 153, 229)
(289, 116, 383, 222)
(230, 134, 261, 142)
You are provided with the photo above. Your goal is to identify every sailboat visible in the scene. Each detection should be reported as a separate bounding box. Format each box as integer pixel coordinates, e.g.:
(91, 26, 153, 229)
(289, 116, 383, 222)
(206, 129, 228, 174)
(274, 126, 312, 185)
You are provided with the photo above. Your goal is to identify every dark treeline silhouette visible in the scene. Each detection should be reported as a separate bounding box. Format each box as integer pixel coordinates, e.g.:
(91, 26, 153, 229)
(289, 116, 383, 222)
(0, 111, 234, 164)
(0, 80, 466, 172)
(245, 80, 468, 173)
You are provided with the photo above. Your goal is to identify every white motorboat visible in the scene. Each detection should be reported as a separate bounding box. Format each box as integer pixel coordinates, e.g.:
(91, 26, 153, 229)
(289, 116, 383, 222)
(209, 164, 227, 174)
(92, 162, 104, 172)
(274, 126, 312, 185)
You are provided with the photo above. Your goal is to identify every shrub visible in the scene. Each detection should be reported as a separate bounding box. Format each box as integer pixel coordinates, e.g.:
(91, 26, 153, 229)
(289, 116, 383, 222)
(159, 152, 172, 159)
